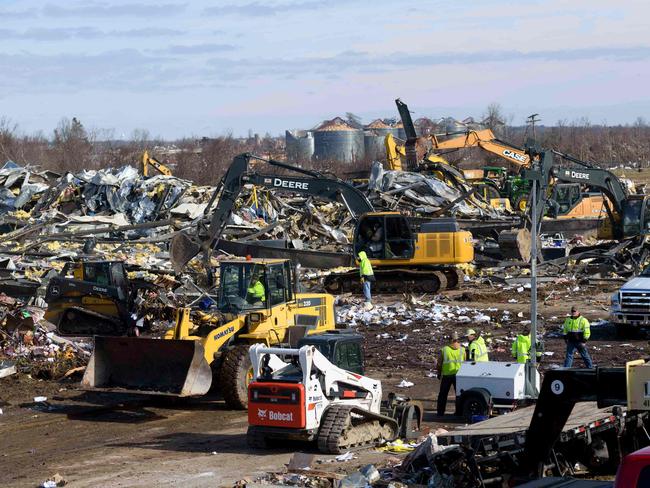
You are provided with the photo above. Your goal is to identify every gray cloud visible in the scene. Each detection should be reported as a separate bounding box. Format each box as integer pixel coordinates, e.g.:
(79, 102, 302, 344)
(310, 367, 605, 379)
(0, 49, 182, 93)
(206, 45, 650, 79)
(0, 8, 37, 19)
(43, 2, 187, 18)
(203, 0, 353, 17)
(0, 27, 185, 41)
(162, 43, 236, 55)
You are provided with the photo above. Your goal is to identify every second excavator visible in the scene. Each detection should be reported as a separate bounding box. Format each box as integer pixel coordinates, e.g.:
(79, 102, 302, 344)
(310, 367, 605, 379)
(170, 153, 474, 294)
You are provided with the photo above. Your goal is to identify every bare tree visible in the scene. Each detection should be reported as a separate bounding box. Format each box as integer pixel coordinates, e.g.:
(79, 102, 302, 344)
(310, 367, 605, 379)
(52, 117, 93, 172)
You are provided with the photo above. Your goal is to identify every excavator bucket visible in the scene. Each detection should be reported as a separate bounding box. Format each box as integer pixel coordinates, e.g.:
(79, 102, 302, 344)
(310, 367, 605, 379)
(170, 231, 202, 272)
(82, 336, 212, 397)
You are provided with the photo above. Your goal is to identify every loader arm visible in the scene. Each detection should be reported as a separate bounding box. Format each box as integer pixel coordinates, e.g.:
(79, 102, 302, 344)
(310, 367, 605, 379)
(170, 153, 374, 271)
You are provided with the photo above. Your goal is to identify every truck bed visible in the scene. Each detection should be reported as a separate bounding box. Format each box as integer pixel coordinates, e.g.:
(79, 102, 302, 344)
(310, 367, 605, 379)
(438, 402, 621, 446)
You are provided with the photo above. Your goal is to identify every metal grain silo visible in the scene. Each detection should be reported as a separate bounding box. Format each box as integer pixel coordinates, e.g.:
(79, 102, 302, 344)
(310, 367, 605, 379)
(313, 118, 364, 163)
(363, 120, 397, 161)
(285, 130, 314, 162)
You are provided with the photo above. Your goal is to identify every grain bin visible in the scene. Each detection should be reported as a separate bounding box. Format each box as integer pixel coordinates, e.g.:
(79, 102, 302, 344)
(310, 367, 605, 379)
(363, 120, 397, 161)
(313, 117, 365, 163)
(285, 130, 314, 162)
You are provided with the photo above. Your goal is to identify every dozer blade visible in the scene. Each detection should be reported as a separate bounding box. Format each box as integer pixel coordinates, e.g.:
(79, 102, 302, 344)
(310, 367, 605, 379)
(82, 336, 212, 397)
(170, 231, 202, 272)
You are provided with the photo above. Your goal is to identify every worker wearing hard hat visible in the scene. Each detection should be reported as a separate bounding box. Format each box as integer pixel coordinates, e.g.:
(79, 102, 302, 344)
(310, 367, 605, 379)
(436, 332, 465, 416)
(563, 306, 593, 368)
(358, 250, 375, 308)
(465, 329, 489, 362)
(247, 272, 266, 305)
(511, 325, 542, 364)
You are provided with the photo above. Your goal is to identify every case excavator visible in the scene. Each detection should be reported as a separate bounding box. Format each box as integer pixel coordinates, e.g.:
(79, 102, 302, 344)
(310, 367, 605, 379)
(170, 153, 474, 295)
(70, 258, 337, 409)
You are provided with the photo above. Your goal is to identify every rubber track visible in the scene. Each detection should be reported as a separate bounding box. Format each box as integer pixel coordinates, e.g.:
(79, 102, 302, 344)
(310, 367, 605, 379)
(316, 404, 396, 454)
(218, 344, 249, 410)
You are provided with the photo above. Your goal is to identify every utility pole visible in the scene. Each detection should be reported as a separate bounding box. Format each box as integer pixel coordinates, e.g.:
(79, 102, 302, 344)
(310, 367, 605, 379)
(528, 177, 539, 398)
(527, 114, 541, 141)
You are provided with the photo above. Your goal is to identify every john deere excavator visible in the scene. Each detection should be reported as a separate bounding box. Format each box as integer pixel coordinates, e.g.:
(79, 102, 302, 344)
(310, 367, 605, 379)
(69, 257, 336, 409)
(522, 145, 650, 240)
(170, 153, 474, 294)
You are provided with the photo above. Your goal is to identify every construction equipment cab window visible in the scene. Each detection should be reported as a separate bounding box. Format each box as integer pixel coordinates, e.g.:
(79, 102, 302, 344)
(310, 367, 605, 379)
(220, 262, 268, 311)
(219, 261, 295, 312)
(355, 214, 414, 260)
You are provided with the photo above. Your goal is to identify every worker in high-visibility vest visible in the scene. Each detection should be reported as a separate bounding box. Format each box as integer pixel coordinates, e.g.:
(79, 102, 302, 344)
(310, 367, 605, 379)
(563, 306, 593, 368)
(511, 325, 542, 364)
(465, 328, 489, 362)
(358, 250, 375, 308)
(436, 332, 465, 416)
(247, 272, 266, 305)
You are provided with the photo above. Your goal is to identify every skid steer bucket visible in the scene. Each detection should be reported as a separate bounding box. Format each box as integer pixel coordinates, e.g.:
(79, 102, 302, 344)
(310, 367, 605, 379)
(82, 336, 212, 397)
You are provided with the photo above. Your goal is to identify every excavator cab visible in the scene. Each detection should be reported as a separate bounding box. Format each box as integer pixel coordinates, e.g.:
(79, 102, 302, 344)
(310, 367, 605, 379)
(354, 213, 415, 260)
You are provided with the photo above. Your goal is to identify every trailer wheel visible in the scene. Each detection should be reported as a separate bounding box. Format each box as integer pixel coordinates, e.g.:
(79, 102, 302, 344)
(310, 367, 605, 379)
(460, 390, 490, 421)
(219, 344, 253, 410)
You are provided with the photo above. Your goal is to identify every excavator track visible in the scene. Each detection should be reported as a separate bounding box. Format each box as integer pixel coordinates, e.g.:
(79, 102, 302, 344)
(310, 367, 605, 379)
(323, 267, 464, 295)
(316, 404, 398, 454)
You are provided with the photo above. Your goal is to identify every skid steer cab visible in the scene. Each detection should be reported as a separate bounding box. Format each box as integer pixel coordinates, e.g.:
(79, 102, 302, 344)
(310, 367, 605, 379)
(81, 258, 337, 409)
(45, 261, 134, 336)
(247, 337, 423, 453)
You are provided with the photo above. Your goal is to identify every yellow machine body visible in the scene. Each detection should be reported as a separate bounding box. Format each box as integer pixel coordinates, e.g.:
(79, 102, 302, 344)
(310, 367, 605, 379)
(356, 211, 474, 268)
(81, 259, 336, 406)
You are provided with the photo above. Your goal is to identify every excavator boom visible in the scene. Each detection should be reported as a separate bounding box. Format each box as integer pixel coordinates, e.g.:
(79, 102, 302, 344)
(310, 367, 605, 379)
(170, 153, 374, 271)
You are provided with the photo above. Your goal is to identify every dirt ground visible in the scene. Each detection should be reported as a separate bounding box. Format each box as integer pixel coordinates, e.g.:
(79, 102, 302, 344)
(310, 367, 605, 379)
(1, 279, 646, 487)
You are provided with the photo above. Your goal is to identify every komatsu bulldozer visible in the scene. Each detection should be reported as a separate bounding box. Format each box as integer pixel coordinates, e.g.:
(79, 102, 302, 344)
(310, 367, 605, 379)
(76, 258, 337, 409)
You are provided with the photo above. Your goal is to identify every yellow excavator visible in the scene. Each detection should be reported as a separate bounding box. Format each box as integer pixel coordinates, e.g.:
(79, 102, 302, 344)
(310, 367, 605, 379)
(61, 258, 335, 409)
(387, 99, 608, 218)
(169, 153, 474, 294)
(141, 150, 173, 177)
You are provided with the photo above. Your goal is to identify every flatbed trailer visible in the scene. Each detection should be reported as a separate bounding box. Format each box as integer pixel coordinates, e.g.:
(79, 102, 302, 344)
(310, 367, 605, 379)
(437, 402, 649, 485)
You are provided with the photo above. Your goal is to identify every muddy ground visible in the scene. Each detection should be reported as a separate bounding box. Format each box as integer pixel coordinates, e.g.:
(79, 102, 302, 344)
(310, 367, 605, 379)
(1, 279, 647, 487)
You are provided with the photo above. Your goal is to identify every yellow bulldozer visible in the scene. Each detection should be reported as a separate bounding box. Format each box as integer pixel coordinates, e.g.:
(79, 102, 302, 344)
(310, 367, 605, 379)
(47, 258, 336, 409)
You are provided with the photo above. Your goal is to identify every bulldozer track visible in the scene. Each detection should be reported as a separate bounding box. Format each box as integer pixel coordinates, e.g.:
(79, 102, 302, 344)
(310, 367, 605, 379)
(316, 404, 396, 454)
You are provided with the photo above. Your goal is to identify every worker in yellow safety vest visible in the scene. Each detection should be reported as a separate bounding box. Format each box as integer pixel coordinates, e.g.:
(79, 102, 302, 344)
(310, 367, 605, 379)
(563, 306, 593, 368)
(358, 250, 375, 307)
(436, 332, 465, 416)
(511, 325, 542, 364)
(465, 328, 489, 362)
(247, 272, 266, 305)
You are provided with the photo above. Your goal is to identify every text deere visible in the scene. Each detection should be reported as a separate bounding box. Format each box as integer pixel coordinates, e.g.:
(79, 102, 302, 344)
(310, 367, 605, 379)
(273, 178, 309, 190)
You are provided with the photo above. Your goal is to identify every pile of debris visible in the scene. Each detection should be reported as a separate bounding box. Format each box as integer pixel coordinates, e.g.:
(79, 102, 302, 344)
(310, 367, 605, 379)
(0, 294, 90, 380)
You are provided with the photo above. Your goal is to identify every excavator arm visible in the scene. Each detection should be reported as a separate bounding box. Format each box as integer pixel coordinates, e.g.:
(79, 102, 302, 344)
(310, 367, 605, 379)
(141, 151, 173, 177)
(170, 153, 374, 271)
(393, 99, 530, 169)
(521, 147, 635, 238)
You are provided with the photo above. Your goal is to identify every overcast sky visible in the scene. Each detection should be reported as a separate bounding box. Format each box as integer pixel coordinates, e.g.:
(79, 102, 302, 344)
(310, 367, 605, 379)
(1, 0, 649, 139)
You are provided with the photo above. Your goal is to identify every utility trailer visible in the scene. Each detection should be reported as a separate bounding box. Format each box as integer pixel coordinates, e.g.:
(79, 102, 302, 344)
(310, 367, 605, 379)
(436, 364, 650, 486)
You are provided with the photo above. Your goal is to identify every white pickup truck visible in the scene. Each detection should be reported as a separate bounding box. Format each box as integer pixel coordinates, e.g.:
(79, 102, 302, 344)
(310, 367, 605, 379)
(610, 268, 650, 335)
